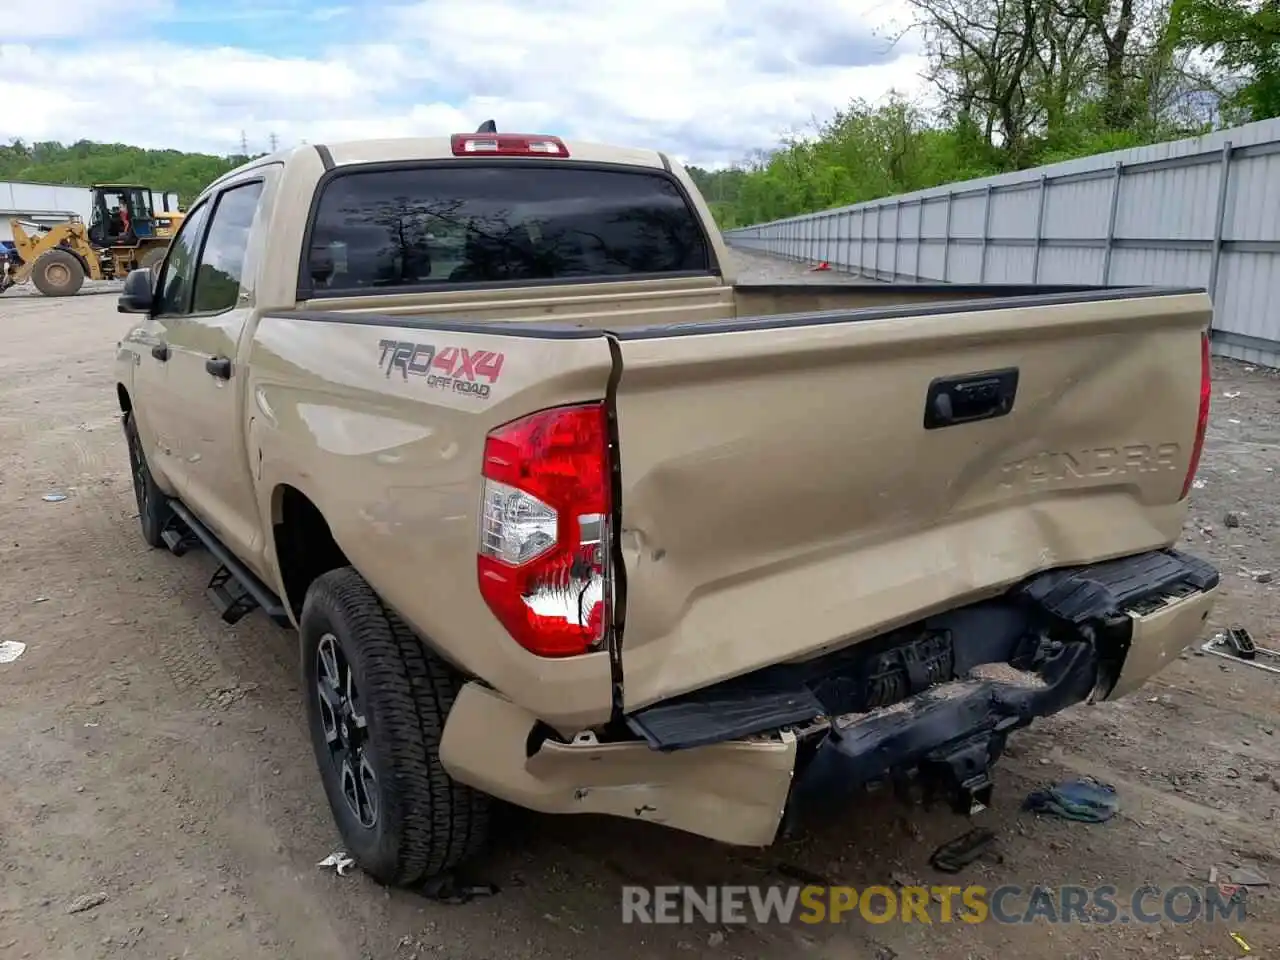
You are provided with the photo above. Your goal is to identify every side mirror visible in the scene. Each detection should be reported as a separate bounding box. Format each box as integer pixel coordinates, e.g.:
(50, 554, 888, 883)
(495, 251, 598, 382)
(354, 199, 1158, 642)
(118, 268, 154, 314)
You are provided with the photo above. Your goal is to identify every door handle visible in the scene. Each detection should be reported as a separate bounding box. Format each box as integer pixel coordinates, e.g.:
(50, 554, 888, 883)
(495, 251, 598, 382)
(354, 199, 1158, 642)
(924, 368, 1019, 429)
(205, 356, 233, 380)
(151, 342, 169, 362)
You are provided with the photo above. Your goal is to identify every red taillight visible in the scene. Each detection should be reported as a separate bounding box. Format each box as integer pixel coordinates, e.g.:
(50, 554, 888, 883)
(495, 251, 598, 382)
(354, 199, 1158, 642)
(1181, 332, 1212, 500)
(477, 402, 612, 657)
(450, 133, 570, 158)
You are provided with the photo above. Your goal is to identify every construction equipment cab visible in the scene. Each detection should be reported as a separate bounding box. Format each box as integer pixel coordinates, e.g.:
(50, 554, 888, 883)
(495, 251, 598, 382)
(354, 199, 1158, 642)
(0, 184, 185, 297)
(87, 184, 180, 248)
(112, 125, 1220, 888)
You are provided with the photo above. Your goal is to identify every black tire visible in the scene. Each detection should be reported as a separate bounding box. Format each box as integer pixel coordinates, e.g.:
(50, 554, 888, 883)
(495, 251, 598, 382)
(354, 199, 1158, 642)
(300, 568, 489, 886)
(123, 412, 171, 548)
(31, 249, 85, 297)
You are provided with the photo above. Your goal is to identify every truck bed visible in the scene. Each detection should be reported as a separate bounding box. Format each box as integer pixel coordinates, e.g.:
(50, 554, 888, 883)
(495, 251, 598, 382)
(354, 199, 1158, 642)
(729, 281, 1203, 322)
(295, 278, 1206, 337)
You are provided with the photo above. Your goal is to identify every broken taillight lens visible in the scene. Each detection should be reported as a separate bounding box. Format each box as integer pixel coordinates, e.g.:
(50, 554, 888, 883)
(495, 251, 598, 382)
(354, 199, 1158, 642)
(477, 402, 612, 657)
(1180, 332, 1212, 500)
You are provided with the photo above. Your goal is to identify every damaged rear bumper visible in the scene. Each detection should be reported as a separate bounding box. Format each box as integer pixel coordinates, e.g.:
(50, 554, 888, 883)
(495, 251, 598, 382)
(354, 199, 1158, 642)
(792, 548, 1220, 821)
(791, 655, 1092, 820)
(440, 681, 801, 847)
(440, 549, 1218, 847)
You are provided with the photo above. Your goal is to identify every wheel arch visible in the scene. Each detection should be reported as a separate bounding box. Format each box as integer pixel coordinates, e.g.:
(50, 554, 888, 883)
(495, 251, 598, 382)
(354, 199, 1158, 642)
(271, 483, 350, 620)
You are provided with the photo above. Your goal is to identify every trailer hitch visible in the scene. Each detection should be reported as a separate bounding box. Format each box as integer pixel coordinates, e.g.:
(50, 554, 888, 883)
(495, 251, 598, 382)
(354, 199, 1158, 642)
(785, 641, 1097, 827)
(918, 722, 1017, 815)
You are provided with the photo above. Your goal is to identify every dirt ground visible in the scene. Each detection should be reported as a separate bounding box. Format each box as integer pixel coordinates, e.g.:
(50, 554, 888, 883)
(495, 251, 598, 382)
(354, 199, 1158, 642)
(0, 251, 1277, 960)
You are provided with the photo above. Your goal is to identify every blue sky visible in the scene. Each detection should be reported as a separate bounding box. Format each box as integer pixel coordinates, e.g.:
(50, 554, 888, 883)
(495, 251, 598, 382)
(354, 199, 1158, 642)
(0, 0, 924, 167)
(148, 1, 357, 57)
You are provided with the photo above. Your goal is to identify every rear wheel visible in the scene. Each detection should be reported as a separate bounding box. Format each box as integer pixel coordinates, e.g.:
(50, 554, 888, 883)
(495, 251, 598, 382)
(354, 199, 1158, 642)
(31, 249, 85, 297)
(123, 412, 170, 548)
(300, 567, 490, 885)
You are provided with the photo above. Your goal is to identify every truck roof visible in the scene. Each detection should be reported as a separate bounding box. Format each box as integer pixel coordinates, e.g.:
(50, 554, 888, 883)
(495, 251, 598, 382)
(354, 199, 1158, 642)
(320, 136, 668, 169)
(207, 134, 670, 197)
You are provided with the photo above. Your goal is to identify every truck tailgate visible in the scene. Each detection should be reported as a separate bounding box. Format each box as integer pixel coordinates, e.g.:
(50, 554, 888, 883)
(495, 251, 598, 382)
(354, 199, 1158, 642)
(611, 290, 1211, 712)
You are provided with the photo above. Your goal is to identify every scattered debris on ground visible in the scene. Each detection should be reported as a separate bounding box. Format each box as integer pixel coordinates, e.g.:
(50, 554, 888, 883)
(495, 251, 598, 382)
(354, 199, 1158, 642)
(0, 640, 27, 664)
(1210, 861, 1271, 887)
(317, 852, 356, 876)
(66, 892, 108, 915)
(929, 828, 999, 873)
(208, 680, 260, 709)
(419, 873, 500, 904)
(1022, 777, 1119, 822)
(1202, 628, 1280, 675)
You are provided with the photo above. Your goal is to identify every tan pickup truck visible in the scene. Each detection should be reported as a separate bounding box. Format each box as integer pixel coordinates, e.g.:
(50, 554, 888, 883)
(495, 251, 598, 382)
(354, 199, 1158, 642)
(114, 126, 1219, 886)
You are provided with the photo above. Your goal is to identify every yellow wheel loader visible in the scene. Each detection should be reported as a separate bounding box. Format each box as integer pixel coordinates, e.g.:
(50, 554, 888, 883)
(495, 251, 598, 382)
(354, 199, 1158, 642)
(1, 184, 184, 296)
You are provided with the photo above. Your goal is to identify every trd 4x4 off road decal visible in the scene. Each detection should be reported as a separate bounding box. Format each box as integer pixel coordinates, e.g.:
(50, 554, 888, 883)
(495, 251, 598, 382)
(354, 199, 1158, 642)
(378, 340, 505, 399)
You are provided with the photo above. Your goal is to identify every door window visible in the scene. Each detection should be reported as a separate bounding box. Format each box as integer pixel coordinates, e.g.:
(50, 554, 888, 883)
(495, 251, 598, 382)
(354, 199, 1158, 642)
(191, 181, 264, 314)
(154, 201, 211, 316)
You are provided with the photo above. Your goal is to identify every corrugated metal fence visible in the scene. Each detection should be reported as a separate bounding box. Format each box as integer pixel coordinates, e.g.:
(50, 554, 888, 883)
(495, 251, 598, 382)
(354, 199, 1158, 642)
(724, 117, 1280, 366)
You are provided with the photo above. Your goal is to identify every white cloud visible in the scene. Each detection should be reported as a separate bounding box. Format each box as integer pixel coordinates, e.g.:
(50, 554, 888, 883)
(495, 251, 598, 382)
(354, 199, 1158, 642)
(2, 0, 173, 39)
(0, 0, 925, 167)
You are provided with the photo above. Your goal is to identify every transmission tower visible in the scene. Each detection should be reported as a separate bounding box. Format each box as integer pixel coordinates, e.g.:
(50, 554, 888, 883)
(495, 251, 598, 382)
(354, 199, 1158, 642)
(239, 130, 249, 155)
(269, 132, 279, 152)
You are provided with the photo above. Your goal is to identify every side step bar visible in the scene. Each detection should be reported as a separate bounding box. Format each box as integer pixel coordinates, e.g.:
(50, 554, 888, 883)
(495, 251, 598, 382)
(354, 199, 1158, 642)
(166, 500, 292, 628)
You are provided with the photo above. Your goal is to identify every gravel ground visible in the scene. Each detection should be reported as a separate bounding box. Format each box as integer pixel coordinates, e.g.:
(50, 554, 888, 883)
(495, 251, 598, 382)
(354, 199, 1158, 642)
(2, 278, 124, 298)
(724, 248, 874, 284)
(0, 250, 1276, 960)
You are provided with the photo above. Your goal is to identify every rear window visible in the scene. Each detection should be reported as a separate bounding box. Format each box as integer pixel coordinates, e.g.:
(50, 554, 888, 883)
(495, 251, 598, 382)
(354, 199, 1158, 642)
(304, 164, 712, 293)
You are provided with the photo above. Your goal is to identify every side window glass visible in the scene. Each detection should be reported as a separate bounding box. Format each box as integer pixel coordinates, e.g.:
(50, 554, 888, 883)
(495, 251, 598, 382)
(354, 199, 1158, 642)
(191, 181, 265, 313)
(155, 201, 211, 316)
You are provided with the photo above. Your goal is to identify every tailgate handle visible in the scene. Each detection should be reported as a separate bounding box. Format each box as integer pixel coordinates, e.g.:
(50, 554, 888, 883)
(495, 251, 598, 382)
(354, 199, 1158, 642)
(925, 368, 1018, 429)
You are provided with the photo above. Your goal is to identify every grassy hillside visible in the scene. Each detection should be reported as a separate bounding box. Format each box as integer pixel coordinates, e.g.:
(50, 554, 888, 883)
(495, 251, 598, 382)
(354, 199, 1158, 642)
(0, 140, 253, 203)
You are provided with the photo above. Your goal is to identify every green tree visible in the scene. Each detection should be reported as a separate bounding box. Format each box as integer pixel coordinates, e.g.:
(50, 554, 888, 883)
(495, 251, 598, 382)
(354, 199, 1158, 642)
(1172, 0, 1280, 120)
(689, 0, 1257, 230)
(0, 140, 257, 203)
